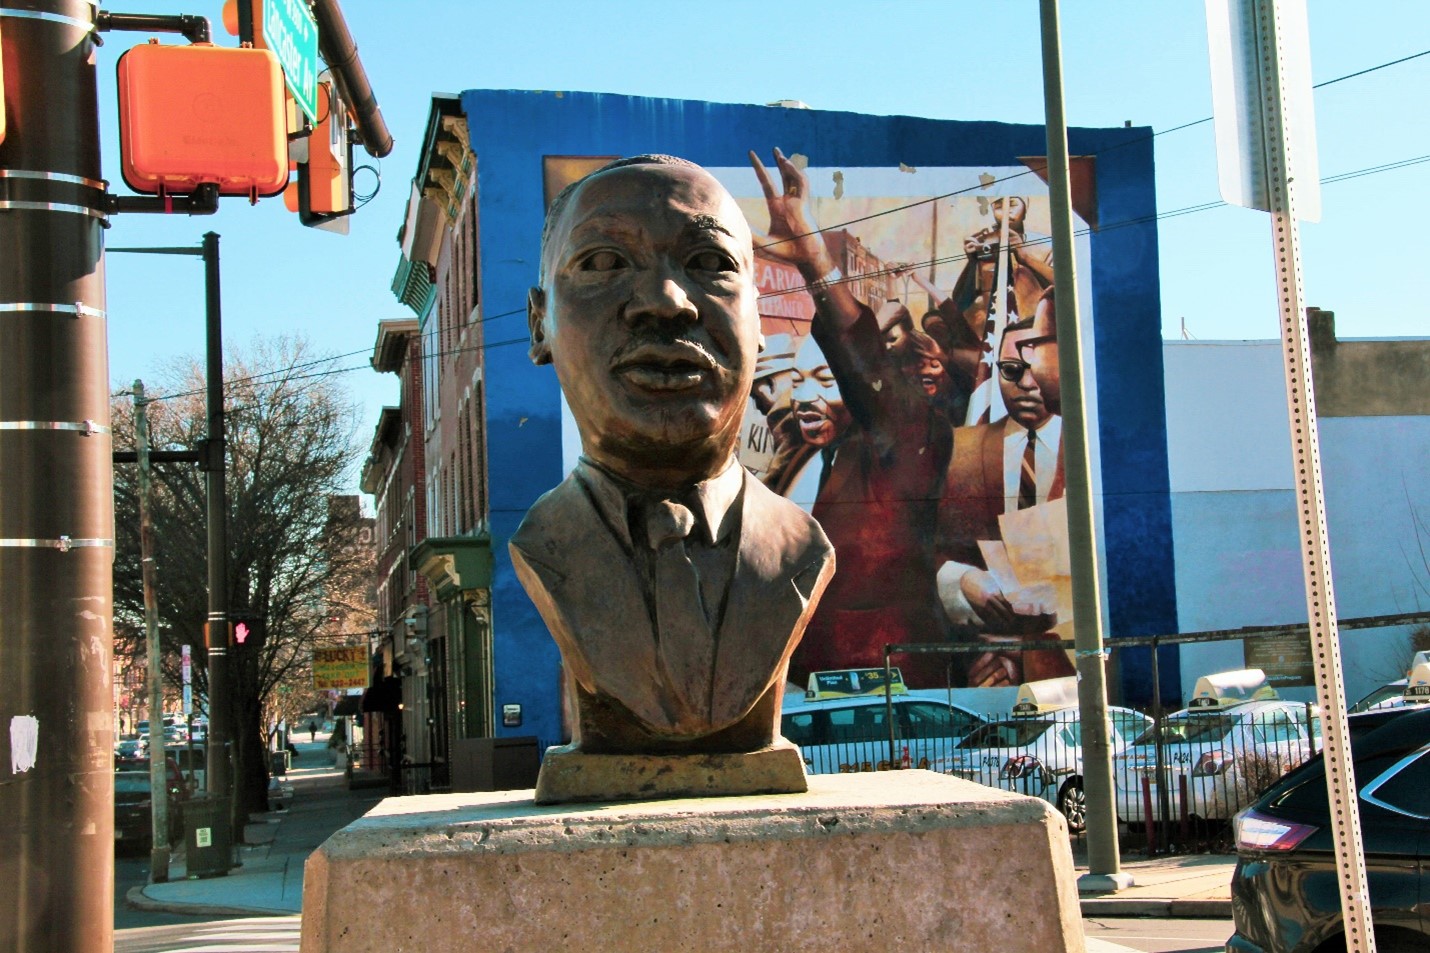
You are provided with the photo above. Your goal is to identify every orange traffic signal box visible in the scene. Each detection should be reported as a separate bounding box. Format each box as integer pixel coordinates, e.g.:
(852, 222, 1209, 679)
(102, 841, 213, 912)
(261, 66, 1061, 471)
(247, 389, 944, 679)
(117, 41, 288, 199)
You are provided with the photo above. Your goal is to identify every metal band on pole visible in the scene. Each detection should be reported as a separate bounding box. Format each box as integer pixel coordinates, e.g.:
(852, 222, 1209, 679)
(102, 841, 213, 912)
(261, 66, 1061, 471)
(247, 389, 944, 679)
(0, 8, 94, 30)
(1, 302, 106, 317)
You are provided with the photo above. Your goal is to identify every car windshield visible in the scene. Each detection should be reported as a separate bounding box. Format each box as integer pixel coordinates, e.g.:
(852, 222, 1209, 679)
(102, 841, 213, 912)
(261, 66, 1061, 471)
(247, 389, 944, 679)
(957, 720, 1053, 748)
(1130, 713, 1236, 746)
(1349, 684, 1406, 714)
(114, 774, 152, 794)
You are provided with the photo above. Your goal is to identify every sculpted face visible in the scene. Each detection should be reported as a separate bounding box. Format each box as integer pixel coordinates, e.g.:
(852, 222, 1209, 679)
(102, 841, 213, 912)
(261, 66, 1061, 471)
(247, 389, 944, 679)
(529, 162, 761, 486)
(998, 326, 1051, 430)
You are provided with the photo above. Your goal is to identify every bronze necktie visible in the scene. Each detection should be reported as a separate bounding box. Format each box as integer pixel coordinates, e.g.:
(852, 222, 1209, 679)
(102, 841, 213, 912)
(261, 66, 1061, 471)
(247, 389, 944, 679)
(1018, 428, 1037, 510)
(645, 498, 714, 717)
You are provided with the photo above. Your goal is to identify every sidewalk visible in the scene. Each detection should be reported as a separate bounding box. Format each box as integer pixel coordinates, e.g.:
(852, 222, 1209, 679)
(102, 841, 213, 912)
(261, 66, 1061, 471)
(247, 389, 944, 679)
(129, 749, 1235, 930)
(1076, 844, 1236, 919)
(128, 732, 387, 917)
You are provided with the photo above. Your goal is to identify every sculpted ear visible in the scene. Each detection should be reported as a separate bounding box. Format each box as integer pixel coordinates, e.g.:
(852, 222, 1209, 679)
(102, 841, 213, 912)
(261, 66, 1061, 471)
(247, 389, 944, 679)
(528, 287, 552, 366)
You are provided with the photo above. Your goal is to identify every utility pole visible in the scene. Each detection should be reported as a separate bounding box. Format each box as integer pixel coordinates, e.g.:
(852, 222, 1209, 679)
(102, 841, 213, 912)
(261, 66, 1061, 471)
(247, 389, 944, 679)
(0, 3, 115, 950)
(135, 381, 170, 882)
(1038, 0, 1130, 890)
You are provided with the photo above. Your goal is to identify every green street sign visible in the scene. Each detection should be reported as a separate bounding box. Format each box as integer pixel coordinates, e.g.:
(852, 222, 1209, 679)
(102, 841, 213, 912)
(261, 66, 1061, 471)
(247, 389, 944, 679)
(262, 0, 320, 123)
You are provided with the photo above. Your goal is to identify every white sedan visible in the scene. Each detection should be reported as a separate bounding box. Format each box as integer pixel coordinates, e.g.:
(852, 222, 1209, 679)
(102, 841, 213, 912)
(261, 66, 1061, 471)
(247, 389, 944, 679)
(943, 705, 1151, 834)
(1114, 698, 1319, 825)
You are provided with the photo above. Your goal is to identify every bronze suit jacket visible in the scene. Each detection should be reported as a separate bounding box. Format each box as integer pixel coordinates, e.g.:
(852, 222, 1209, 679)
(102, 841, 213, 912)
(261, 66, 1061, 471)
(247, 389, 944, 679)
(510, 464, 834, 746)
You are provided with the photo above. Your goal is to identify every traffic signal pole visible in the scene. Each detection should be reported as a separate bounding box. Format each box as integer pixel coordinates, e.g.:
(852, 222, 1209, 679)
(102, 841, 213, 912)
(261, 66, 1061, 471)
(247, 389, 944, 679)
(0, 2, 115, 949)
(202, 232, 234, 815)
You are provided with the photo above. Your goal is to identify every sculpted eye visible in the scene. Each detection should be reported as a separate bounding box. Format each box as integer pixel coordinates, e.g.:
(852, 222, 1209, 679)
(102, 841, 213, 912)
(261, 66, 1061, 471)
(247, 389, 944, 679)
(688, 249, 737, 273)
(579, 250, 628, 272)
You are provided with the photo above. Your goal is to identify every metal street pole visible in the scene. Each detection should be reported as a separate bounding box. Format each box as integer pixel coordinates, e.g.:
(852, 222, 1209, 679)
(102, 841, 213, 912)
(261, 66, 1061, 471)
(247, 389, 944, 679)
(109, 238, 232, 856)
(1038, 0, 1128, 888)
(135, 381, 170, 882)
(1253, 5, 1373, 949)
(202, 232, 234, 815)
(0, 2, 115, 949)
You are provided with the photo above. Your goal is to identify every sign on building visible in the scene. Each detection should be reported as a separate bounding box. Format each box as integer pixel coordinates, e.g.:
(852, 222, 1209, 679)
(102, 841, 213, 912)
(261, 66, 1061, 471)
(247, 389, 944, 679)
(312, 645, 369, 691)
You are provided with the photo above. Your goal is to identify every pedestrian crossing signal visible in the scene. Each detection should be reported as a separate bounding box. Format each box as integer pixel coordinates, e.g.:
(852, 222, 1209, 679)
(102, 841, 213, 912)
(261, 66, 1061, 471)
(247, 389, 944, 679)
(116, 41, 288, 200)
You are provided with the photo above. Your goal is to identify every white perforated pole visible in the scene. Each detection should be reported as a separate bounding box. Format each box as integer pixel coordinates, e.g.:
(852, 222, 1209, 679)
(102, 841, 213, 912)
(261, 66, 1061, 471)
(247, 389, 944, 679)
(1257, 2, 1374, 950)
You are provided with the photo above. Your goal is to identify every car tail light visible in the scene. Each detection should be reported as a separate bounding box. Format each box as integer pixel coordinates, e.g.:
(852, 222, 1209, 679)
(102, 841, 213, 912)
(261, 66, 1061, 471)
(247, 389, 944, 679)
(1000, 755, 1042, 780)
(1192, 750, 1233, 776)
(1235, 808, 1317, 852)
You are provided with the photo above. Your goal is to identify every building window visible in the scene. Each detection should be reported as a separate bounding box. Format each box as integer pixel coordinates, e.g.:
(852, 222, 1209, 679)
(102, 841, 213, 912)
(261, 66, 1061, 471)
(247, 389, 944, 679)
(422, 318, 440, 433)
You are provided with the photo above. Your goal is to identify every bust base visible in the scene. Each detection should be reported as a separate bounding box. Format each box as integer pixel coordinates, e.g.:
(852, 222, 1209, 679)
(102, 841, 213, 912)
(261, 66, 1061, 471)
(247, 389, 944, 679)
(534, 737, 808, 804)
(299, 772, 1085, 952)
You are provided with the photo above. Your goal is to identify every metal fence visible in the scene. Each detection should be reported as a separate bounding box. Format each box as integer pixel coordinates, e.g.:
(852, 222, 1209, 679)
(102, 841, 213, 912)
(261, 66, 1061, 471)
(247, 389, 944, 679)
(393, 760, 450, 796)
(787, 700, 1321, 850)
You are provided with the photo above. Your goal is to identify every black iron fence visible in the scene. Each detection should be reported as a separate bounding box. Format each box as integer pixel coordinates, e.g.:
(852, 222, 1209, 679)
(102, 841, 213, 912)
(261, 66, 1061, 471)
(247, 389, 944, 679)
(393, 760, 450, 796)
(785, 698, 1322, 850)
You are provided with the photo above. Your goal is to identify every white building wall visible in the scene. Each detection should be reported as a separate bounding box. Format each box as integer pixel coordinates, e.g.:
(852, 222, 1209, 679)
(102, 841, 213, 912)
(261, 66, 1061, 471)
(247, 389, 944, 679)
(1163, 340, 1430, 706)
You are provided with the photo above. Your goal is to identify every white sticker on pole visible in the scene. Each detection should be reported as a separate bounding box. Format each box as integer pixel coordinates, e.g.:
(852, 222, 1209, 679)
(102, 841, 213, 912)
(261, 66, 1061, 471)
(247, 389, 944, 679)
(10, 715, 38, 774)
(1206, 0, 1320, 221)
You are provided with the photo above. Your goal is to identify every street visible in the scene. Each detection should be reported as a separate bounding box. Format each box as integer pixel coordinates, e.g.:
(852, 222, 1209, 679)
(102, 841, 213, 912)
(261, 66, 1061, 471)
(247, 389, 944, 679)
(116, 916, 300, 953)
(114, 849, 255, 933)
(1084, 917, 1232, 953)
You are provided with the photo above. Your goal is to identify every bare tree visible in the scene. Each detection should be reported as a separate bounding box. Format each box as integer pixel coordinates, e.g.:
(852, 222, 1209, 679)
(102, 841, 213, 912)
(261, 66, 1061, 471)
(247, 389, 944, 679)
(113, 336, 373, 820)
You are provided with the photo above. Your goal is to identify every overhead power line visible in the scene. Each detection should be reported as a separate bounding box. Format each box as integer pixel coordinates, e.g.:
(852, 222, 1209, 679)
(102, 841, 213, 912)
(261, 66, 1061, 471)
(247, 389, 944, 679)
(119, 46, 1430, 407)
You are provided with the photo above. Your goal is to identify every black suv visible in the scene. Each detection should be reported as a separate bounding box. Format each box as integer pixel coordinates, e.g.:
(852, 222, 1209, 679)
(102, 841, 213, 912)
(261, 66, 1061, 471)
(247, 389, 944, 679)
(1226, 706, 1430, 953)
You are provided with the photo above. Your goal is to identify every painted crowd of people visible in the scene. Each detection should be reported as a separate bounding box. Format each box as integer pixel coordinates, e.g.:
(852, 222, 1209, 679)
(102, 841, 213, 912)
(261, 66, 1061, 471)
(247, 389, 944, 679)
(743, 149, 1074, 689)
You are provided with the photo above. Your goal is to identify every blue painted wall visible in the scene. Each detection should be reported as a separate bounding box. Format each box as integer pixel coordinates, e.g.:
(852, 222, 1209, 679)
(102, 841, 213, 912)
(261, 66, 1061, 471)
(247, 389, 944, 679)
(461, 89, 1177, 737)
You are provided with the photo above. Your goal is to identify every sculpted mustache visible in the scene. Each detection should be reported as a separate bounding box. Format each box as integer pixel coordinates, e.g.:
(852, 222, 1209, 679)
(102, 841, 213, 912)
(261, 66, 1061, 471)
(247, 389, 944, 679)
(609, 338, 721, 371)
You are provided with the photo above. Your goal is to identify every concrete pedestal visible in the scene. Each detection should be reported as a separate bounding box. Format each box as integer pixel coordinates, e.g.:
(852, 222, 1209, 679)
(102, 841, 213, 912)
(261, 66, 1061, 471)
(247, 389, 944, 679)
(300, 771, 1085, 953)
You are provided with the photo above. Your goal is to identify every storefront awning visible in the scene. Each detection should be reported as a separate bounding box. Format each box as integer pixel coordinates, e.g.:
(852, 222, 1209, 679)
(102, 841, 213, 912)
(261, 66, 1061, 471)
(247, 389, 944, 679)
(333, 694, 363, 717)
(362, 676, 402, 713)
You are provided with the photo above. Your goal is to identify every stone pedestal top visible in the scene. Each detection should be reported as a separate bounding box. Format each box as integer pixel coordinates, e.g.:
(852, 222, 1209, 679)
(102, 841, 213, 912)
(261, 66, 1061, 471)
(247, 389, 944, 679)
(301, 771, 1085, 953)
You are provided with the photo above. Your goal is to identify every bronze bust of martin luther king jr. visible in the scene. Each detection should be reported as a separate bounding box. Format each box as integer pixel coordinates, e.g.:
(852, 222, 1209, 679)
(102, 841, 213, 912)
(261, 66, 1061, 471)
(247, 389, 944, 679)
(511, 155, 835, 804)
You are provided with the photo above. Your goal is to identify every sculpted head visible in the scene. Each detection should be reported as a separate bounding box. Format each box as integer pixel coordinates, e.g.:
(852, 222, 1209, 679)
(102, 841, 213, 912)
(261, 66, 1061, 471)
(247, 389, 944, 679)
(528, 156, 762, 489)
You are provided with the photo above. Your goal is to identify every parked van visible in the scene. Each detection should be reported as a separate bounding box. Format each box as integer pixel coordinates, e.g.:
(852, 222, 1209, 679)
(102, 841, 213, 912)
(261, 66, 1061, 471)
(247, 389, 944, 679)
(168, 745, 206, 795)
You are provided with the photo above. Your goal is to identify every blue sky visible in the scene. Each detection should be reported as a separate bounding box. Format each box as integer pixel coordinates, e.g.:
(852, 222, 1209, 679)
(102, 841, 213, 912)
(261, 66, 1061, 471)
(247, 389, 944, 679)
(97, 0, 1430, 466)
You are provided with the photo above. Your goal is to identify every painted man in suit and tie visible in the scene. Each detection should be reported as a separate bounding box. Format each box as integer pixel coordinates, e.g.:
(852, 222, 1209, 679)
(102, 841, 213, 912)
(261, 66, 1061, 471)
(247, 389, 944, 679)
(513, 155, 835, 803)
(936, 287, 1074, 686)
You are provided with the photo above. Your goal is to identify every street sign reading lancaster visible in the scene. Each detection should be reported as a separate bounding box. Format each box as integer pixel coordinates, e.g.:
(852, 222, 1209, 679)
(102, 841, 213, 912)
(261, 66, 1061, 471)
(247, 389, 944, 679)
(312, 645, 369, 691)
(262, 0, 319, 123)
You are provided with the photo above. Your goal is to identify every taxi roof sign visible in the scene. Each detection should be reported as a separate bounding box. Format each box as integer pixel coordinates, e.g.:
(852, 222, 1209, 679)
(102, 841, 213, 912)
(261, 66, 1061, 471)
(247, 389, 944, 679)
(1012, 676, 1079, 715)
(1187, 668, 1279, 710)
(1405, 661, 1430, 703)
(805, 668, 906, 701)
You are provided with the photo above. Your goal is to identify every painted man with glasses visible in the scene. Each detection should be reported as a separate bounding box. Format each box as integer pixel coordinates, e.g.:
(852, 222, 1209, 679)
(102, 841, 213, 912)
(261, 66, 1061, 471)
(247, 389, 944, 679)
(935, 287, 1074, 687)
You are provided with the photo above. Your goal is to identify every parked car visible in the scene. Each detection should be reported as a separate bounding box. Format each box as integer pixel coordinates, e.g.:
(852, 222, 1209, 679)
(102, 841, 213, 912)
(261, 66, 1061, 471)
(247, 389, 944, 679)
(114, 738, 144, 760)
(114, 769, 183, 852)
(781, 668, 984, 775)
(943, 677, 1152, 834)
(116, 752, 190, 798)
(1348, 655, 1430, 713)
(1114, 669, 1320, 826)
(1226, 706, 1430, 953)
